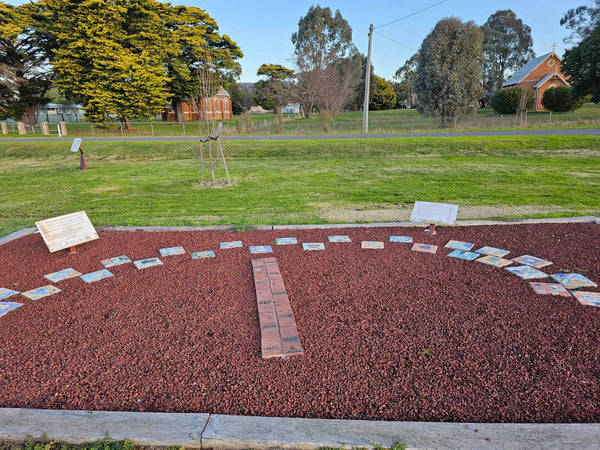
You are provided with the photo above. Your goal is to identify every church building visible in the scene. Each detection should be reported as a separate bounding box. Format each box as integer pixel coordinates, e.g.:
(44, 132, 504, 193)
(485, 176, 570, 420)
(502, 51, 569, 111)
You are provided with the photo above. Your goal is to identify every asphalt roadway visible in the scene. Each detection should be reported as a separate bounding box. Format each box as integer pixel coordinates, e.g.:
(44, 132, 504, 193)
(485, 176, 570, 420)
(1, 128, 600, 143)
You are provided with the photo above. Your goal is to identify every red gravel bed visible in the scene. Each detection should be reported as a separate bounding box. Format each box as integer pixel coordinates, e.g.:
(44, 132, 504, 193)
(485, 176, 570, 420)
(0, 223, 599, 423)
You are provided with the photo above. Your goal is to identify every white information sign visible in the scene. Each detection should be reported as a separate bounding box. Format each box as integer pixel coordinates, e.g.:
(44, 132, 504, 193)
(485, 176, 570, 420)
(36, 211, 99, 253)
(410, 201, 458, 225)
(70, 138, 82, 152)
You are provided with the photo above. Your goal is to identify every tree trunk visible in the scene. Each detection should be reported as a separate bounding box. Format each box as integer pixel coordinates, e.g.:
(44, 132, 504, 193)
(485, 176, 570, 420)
(275, 105, 282, 115)
(301, 102, 311, 119)
(173, 100, 186, 122)
(120, 118, 132, 131)
(20, 106, 37, 131)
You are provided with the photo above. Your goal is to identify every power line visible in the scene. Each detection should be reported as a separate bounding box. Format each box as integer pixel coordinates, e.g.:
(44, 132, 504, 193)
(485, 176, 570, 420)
(373, 31, 417, 51)
(375, 0, 448, 30)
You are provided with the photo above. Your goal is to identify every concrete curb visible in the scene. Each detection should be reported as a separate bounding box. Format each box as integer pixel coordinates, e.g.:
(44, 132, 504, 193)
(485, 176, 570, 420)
(1, 408, 599, 450)
(0, 227, 36, 246)
(1, 218, 598, 245)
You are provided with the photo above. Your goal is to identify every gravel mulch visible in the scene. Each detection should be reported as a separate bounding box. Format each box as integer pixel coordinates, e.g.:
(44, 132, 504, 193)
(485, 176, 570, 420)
(0, 223, 598, 423)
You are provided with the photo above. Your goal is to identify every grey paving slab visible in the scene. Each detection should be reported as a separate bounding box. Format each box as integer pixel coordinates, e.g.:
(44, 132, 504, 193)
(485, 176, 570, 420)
(0, 408, 207, 447)
(202, 414, 600, 450)
(0, 227, 36, 246)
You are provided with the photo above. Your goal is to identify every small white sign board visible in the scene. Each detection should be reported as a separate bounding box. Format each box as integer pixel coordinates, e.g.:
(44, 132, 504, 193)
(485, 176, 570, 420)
(70, 138, 82, 152)
(410, 201, 458, 225)
(36, 211, 99, 253)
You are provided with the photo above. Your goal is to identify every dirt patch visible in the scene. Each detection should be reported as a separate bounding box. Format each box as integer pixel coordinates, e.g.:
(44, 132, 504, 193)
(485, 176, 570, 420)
(315, 204, 598, 223)
(152, 215, 222, 221)
(0, 223, 599, 422)
(91, 186, 120, 193)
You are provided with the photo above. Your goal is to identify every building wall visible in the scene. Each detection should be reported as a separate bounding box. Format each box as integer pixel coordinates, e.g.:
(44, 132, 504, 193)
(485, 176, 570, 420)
(164, 96, 232, 121)
(518, 54, 567, 111)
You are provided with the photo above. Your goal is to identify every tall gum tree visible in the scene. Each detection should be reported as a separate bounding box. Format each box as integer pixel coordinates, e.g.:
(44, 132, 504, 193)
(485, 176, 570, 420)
(414, 17, 483, 126)
(291, 5, 361, 117)
(481, 9, 533, 104)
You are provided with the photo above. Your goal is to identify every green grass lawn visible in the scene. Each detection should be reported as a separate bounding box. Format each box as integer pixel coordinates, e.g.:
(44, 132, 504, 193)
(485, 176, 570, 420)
(1, 135, 599, 236)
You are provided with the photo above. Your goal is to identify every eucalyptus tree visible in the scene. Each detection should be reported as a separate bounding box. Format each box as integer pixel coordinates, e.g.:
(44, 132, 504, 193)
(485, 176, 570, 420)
(481, 10, 534, 103)
(291, 5, 361, 117)
(414, 17, 483, 126)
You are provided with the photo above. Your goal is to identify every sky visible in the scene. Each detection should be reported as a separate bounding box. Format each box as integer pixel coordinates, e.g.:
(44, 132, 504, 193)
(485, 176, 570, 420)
(5, 0, 589, 82)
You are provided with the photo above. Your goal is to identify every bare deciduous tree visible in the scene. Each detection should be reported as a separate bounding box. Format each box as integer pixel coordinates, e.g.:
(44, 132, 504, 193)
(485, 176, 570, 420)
(193, 58, 230, 185)
(291, 6, 361, 118)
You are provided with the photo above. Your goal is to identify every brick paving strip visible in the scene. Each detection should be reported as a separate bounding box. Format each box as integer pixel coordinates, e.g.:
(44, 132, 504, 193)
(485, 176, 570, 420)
(252, 257, 303, 359)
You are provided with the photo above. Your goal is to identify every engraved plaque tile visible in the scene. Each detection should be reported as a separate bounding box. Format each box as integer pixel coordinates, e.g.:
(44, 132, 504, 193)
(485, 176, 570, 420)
(572, 291, 600, 306)
(389, 236, 412, 243)
(505, 266, 548, 280)
(0, 302, 23, 318)
(447, 250, 479, 260)
(445, 240, 474, 251)
(36, 211, 99, 253)
(0, 288, 19, 300)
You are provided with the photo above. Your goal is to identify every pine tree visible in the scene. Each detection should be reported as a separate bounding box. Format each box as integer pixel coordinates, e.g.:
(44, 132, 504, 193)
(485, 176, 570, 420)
(165, 5, 242, 123)
(49, 0, 173, 129)
(0, 1, 56, 128)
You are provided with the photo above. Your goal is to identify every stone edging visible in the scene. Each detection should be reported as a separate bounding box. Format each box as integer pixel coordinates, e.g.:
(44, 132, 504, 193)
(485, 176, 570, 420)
(2, 217, 598, 246)
(1, 408, 600, 449)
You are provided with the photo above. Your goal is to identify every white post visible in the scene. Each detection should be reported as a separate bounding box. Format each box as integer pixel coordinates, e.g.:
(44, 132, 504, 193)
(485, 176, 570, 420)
(500, 114, 503, 127)
(182, 122, 186, 136)
(150, 122, 154, 136)
(57, 124, 61, 138)
(362, 24, 374, 133)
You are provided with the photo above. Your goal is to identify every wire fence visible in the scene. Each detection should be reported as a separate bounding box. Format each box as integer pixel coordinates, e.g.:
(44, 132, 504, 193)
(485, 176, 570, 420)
(2, 111, 600, 138)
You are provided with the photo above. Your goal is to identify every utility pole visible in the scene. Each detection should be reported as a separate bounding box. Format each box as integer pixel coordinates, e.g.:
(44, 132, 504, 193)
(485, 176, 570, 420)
(362, 24, 374, 133)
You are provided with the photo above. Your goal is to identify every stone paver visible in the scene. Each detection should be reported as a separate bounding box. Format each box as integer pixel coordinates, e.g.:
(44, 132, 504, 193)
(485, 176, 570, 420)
(252, 257, 303, 358)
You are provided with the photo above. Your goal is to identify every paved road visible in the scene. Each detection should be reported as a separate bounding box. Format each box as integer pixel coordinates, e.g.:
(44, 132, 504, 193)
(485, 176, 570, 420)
(1, 128, 600, 143)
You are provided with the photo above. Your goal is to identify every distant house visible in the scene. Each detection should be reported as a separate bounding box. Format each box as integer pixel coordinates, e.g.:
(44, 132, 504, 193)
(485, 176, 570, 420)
(36, 103, 85, 123)
(163, 87, 233, 121)
(282, 103, 303, 114)
(502, 51, 569, 111)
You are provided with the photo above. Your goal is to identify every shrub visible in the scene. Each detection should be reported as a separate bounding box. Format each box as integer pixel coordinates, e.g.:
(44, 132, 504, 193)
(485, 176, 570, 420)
(541, 85, 587, 112)
(490, 87, 533, 114)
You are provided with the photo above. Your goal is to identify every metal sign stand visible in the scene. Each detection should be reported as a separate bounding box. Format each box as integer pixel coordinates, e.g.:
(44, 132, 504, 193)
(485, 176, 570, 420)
(425, 223, 437, 235)
(79, 147, 86, 170)
(70, 138, 85, 170)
